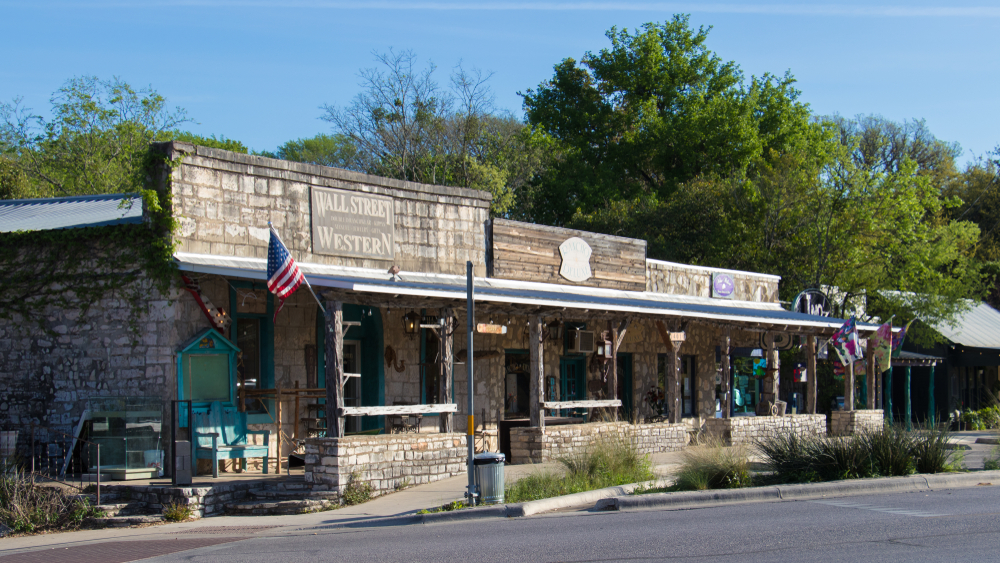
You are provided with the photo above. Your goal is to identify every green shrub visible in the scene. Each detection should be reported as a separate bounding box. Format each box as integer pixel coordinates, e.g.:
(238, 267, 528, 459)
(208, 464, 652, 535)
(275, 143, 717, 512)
(341, 473, 375, 506)
(504, 433, 654, 503)
(0, 468, 102, 534)
(911, 426, 956, 474)
(860, 426, 915, 477)
(161, 502, 193, 522)
(754, 432, 822, 483)
(673, 440, 751, 491)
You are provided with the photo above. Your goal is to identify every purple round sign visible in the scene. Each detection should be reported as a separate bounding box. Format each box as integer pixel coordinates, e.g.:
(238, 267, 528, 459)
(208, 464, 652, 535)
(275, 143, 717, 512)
(712, 273, 735, 298)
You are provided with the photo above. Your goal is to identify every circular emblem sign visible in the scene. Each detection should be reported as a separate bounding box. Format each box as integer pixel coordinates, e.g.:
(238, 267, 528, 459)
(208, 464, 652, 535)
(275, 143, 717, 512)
(712, 273, 735, 299)
(558, 237, 593, 282)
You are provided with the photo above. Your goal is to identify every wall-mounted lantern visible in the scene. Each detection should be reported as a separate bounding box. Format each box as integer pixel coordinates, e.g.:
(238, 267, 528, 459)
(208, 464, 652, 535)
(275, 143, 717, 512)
(402, 311, 420, 335)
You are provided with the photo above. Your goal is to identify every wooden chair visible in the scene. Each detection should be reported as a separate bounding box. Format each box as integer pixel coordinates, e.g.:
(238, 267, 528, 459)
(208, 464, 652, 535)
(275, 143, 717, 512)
(193, 401, 270, 477)
(388, 401, 422, 434)
(475, 408, 499, 453)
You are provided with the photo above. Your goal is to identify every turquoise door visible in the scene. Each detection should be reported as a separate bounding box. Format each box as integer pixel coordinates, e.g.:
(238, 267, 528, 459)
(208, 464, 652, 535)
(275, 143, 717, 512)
(560, 357, 587, 416)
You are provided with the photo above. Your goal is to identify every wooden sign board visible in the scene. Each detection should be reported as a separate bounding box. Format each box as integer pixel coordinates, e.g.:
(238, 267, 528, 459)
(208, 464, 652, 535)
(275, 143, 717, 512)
(489, 219, 646, 291)
(477, 323, 507, 334)
(669, 332, 686, 343)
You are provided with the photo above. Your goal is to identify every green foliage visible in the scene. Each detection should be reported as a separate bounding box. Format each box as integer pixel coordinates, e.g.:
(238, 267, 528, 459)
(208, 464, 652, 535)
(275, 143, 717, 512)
(504, 434, 653, 503)
(416, 500, 467, 514)
(267, 133, 358, 168)
(0, 468, 103, 534)
(521, 15, 811, 226)
(672, 440, 752, 491)
(166, 131, 249, 153)
(161, 501, 193, 522)
(755, 426, 958, 483)
(341, 472, 375, 506)
(0, 76, 189, 198)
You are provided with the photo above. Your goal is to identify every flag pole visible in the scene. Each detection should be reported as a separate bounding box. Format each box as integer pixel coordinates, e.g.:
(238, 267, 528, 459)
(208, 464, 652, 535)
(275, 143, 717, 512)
(268, 222, 325, 313)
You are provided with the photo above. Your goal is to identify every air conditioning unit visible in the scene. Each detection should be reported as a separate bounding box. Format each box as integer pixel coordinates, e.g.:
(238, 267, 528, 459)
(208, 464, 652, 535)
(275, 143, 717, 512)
(567, 330, 596, 354)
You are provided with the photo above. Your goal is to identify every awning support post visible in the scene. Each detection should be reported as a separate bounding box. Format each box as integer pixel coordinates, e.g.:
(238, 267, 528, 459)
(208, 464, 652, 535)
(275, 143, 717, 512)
(324, 300, 345, 439)
(439, 307, 454, 433)
(529, 315, 544, 431)
(806, 335, 817, 415)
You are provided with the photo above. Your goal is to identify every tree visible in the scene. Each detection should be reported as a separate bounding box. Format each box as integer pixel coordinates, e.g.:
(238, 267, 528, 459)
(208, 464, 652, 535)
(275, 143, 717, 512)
(0, 76, 190, 198)
(268, 133, 359, 168)
(520, 15, 812, 226)
(320, 50, 546, 216)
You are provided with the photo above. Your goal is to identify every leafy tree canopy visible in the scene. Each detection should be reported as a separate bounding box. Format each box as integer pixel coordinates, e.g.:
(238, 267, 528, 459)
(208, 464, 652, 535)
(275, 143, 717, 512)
(520, 15, 812, 226)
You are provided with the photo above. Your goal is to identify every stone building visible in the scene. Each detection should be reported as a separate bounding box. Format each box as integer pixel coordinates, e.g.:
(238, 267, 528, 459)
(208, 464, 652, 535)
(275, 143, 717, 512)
(0, 142, 881, 495)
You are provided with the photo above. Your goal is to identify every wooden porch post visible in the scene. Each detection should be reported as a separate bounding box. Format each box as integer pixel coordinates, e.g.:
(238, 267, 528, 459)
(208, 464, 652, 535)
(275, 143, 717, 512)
(323, 300, 345, 439)
(528, 315, 545, 430)
(905, 365, 912, 430)
(767, 332, 779, 411)
(845, 356, 855, 412)
(721, 329, 731, 419)
(866, 338, 876, 410)
(439, 308, 454, 433)
(806, 335, 817, 415)
(608, 321, 618, 422)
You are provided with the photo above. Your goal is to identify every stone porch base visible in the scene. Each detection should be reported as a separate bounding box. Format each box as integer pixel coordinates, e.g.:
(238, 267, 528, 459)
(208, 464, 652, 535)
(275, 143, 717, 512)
(704, 414, 827, 446)
(830, 410, 884, 436)
(508, 421, 688, 465)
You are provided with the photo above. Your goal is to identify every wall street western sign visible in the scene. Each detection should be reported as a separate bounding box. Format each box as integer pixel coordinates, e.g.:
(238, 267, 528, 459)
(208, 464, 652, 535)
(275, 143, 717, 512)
(311, 186, 395, 260)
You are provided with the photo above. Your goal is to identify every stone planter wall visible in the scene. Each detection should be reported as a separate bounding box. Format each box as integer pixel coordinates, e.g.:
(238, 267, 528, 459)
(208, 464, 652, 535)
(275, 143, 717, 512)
(830, 410, 884, 436)
(508, 422, 688, 465)
(704, 414, 827, 446)
(304, 433, 467, 497)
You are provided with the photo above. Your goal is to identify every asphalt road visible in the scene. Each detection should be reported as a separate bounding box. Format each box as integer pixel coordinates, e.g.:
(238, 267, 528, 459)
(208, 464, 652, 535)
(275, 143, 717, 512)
(143, 484, 1000, 563)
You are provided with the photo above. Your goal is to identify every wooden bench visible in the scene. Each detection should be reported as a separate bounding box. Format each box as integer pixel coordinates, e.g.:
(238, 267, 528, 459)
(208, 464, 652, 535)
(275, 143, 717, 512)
(193, 401, 270, 478)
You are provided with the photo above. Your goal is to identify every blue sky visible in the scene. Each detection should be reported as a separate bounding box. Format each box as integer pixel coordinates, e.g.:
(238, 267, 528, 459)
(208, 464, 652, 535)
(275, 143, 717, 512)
(2, 1, 997, 165)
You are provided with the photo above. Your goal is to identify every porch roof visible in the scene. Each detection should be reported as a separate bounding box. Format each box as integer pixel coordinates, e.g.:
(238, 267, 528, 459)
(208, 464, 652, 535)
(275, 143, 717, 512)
(175, 252, 877, 334)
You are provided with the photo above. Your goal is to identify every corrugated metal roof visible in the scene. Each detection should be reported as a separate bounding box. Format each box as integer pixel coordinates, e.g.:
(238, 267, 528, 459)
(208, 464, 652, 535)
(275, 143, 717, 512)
(175, 252, 877, 333)
(928, 301, 1000, 349)
(0, 194, 143, 232)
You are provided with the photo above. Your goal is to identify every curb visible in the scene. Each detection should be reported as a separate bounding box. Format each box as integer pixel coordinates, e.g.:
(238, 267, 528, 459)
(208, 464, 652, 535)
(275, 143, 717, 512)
(597, 470, 1000, 512)
(332, 480, 666, 528)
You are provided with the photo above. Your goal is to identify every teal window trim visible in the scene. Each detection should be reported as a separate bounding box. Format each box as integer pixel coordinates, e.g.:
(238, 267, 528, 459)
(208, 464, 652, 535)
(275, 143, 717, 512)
(229, 280, 275, 425)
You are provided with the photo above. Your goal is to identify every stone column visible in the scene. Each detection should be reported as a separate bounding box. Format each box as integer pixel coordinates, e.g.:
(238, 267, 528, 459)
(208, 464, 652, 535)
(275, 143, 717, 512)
(528, 315, 545, 430)
(323, 300, 344, 439)
(721, 329, 731, 419)
(806, 336, 817, 415)
(439, 308, 454, 433)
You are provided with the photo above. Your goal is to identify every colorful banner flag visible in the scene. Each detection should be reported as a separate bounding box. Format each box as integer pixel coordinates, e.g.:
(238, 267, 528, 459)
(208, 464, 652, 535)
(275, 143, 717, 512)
(891, 319, 914, 358)
(872, 319, 893, 373)
(267, 224, 306, 322)
(830, 316, 864, 367)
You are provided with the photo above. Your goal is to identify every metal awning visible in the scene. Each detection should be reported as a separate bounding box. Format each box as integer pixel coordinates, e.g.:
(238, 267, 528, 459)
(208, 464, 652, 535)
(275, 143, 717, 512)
(175, 252, 877, 333)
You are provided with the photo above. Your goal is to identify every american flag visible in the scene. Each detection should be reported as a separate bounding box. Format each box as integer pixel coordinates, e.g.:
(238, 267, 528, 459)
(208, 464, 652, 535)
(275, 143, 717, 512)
(267, 225, 305, 322)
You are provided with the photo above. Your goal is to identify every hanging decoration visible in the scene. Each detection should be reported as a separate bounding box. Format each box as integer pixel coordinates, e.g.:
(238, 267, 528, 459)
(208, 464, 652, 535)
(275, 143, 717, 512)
(181, 274, 230, 331)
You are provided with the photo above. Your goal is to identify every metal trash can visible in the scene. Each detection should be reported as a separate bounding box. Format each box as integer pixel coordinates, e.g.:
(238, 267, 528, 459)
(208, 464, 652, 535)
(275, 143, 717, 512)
(473, 452, 505, 504)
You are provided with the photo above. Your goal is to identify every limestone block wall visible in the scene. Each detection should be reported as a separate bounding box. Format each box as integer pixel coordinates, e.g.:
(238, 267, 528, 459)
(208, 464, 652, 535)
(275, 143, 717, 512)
(304, 434, 467, 496)
(646, 259, 779, 303)
(160, 142, 492, 277)
(0, 272, 182, 453)
(704, 414, 827, 446)
(830, 410, 884, 436)
(508, 422, 688, 464)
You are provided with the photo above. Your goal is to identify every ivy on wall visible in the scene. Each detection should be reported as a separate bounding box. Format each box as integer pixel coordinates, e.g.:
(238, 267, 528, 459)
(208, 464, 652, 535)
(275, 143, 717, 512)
(0, 151, 180, 342)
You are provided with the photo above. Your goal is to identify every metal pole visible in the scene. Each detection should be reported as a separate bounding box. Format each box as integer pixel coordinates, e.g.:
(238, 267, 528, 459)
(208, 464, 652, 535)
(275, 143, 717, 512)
(96, 444, 101, 506)
(170, 401, 177, 484)
(905, 366, 912, 431)
(466, 260, 476, 506)
(929, 364, 936, 425)
(886, 366, 893, 424)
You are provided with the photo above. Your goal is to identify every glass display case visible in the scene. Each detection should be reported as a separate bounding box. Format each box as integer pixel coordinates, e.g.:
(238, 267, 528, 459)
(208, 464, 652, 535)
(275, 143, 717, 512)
(87, 396, 163, 480)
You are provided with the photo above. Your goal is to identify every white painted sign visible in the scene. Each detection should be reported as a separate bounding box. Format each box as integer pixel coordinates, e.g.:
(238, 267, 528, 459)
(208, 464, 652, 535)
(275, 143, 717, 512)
(559, 237, 593, 282)
(311, 186, 395, 260)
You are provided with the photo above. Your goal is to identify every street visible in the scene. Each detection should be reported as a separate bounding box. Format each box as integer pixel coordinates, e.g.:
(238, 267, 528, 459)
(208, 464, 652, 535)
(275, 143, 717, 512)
(133, 484, 1000, 563)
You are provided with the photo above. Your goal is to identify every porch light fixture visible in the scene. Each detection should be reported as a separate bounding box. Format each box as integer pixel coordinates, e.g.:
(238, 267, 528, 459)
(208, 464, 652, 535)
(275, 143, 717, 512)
(402, 311, 420, 335)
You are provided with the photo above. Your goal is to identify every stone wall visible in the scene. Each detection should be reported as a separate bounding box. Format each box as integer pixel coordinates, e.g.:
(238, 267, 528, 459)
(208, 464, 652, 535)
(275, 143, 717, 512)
(160, 142, 492, 277)
(508, 422, 688, 464)
(304, 433, 467, 496)
(830, 410, 884, 436)
(704, 414, 827, 446)
(646, 259, 779, 303)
